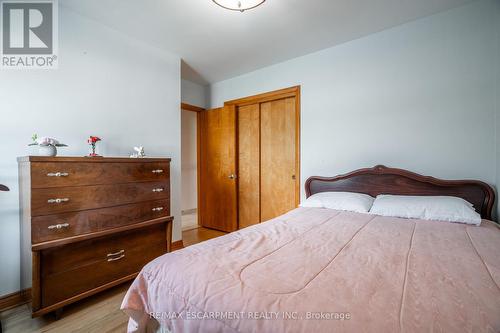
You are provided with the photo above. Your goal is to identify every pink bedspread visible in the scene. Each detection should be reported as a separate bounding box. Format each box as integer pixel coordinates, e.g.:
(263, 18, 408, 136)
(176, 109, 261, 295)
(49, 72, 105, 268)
(121, 208, 500, 332)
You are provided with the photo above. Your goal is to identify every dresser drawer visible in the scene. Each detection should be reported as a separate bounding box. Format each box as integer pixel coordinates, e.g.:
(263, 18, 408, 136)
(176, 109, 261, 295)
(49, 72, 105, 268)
(31, 161, 169, 188)
(40, 223, 166, 308)
(31, 181, 169, 216)
(32, 200, 170, 244)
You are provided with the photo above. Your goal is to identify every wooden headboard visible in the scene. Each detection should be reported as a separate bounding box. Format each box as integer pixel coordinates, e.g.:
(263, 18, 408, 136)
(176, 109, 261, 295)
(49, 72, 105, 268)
(305, 165, 495, 220)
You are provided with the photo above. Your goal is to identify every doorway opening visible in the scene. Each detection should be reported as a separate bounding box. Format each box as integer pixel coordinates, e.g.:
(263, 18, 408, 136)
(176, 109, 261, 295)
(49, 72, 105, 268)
(180, 103, 204, 231)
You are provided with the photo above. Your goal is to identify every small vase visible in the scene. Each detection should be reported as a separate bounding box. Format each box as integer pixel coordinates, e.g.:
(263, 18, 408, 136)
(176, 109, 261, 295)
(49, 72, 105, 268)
(88, 144, 100, 157)
(38, 145, 57, 157)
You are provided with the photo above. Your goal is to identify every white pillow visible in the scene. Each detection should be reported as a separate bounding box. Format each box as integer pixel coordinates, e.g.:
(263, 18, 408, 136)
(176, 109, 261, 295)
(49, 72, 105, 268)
(300, 192, 375, 213)
(369, 195, 481, 225)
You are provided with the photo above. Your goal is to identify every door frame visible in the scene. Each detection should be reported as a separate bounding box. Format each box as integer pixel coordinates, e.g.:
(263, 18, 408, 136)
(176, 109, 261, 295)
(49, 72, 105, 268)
(180, 102, 205, 227)
(224, 86, 301, 207)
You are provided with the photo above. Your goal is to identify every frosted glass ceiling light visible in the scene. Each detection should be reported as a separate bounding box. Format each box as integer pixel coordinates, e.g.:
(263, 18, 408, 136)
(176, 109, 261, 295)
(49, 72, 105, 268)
(212, 0, 266, 12)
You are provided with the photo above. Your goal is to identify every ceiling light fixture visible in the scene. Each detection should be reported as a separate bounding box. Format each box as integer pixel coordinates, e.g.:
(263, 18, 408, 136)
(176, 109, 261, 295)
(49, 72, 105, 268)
(212, 0, 266, 12)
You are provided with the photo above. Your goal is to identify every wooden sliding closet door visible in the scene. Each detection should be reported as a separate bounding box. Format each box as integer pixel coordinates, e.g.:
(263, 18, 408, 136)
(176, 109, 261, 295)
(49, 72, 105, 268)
(199, 86, 300, 231)
(199, 105, 238, 232)
(260, 97, 297, 222)
(238, 104, 260, 228)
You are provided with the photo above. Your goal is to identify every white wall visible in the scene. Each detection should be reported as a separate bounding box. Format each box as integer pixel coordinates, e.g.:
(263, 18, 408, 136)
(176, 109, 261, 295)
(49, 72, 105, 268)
(181, 79, 207, 108)
(0, 6, 182, 296)
(210, 0, 499, 217)
(181, 110, 198, 212)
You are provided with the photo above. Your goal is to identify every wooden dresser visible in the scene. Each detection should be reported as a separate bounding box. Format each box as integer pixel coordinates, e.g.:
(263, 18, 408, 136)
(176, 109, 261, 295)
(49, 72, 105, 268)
(18, 156, 173, 317)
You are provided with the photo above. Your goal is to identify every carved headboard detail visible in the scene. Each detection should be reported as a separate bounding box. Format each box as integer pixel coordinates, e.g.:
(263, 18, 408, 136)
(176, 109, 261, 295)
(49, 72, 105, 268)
(305, 165, 495, 220)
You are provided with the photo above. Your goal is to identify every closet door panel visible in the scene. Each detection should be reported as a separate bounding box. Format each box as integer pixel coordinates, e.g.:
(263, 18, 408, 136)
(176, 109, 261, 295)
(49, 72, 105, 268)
(238, 104, 260, 229)
(199, 106, 238, 232)
(260, 97, 297, 221)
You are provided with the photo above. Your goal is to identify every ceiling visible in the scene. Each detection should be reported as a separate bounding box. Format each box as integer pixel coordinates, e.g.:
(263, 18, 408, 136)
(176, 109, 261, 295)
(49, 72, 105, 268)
(61, 0, 473, 84)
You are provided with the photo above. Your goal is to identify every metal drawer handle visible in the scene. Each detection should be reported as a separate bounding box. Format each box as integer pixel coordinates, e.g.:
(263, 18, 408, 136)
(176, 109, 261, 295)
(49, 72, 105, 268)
(152, 169, 164, 174)
(152, 207, 164, 212)
(47, 198, 70, 204)
(47, 172, 69, 177)
(107, 254, 125, 262)
(47, 223, 70, 230)
(152, 188, 164, 192)
(107, 249, 125, 257)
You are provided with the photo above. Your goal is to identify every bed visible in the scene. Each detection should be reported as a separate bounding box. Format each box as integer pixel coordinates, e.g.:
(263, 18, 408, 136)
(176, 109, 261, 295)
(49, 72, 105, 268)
(121, 165, 499, 333)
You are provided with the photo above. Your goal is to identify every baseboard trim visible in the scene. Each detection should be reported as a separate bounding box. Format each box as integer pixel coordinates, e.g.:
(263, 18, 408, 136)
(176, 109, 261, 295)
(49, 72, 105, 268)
(182, 224, 199, 232)
(0, 288, 31, 312)
(171, 240, 184, 251)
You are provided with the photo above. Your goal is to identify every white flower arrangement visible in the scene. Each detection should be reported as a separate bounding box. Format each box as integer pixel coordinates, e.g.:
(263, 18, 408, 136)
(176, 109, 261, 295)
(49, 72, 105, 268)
(28, 134, 67, 147)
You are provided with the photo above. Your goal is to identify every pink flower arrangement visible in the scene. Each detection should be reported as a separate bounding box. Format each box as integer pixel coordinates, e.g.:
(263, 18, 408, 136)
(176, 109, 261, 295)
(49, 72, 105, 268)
(28, 134, 67, 147)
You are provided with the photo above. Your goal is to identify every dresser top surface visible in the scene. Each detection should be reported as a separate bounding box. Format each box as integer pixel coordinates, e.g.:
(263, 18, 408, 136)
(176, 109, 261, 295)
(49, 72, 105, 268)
(18, 156, 171, 163)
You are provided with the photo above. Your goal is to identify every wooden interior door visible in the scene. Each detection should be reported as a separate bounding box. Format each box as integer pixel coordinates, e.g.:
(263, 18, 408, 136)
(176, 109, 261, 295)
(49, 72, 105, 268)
(199, 105, 238, 232)
(260, 97, 298, 222)
(238, 103, 260, 228)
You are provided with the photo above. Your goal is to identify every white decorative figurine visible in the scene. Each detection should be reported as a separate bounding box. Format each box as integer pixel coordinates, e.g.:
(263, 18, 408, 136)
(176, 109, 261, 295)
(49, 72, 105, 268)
(130, 146, 145, 158)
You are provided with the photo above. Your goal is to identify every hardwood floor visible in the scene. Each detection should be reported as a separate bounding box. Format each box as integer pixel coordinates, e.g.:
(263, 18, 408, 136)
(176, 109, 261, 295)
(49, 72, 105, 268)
(182, 227, 227, 247)
(0, 227, 226, 333)
(0, 284, 130, 333)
